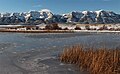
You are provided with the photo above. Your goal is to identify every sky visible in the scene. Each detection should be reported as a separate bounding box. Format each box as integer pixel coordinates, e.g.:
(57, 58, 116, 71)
(0, 0, 119, 14)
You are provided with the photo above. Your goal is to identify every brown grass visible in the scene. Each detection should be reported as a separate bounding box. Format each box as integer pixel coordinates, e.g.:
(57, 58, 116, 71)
(60, 45, 120, 74)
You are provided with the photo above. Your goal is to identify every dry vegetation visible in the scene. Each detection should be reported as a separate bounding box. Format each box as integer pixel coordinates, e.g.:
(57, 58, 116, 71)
(60, 45, 120, 74)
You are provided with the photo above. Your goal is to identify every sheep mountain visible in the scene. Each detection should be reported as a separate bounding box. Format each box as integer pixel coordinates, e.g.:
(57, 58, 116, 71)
(0, 9, 120, 25)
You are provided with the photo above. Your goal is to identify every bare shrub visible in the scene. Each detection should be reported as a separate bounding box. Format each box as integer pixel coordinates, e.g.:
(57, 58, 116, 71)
(85, 25, 90, 30)
(45, 23, 62, 30)
(74, 26, 81, 30)
(98, 25, 108, 30)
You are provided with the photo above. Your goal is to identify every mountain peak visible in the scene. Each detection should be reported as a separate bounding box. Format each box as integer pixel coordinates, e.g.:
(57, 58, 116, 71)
(40, 9, 51, 12)
(0, 9, 120, 25)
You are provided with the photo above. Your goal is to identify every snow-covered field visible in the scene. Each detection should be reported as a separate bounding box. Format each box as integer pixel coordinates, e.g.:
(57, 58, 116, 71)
(59, 24, 120, 32)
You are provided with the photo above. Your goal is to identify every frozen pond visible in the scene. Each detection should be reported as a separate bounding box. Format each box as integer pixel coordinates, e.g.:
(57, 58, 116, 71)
(0, 32, 120, 74)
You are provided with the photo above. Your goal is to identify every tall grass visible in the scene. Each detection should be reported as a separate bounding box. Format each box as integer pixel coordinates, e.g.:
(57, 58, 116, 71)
(60, 45, 120, 74)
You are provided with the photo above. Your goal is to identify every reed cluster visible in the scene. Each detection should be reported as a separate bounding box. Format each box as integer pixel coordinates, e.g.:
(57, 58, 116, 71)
(60, 45, 120, 74)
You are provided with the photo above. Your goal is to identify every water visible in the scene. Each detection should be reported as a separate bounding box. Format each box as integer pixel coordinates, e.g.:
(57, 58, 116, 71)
(0, 32, 120, 74)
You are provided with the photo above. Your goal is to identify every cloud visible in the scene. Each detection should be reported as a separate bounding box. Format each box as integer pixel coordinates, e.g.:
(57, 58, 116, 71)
(32, 5, 42, 8)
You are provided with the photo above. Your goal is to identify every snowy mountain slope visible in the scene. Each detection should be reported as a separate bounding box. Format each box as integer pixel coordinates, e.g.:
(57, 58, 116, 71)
(0, 9, 120, 25)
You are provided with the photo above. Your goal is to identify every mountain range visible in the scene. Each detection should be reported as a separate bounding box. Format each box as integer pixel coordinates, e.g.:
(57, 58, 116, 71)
(0, 9, 120, 25)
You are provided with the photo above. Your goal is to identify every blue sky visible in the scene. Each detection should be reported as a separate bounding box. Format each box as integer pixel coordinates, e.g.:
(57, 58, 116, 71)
(0, 0, 119, 14)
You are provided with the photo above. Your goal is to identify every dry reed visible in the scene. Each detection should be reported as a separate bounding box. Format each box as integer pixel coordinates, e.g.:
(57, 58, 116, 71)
(60, 45, 120, 74)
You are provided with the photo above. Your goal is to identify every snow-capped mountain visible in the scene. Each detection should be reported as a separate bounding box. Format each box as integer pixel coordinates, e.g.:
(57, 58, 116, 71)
(68, 10, 120, 24)
(0, 9, 120, 25)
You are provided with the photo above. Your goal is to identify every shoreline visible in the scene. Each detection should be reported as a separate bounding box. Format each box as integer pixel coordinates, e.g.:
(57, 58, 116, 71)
(74, 30, 120, 33)
(0, 29, 120, 33)
(0, 29, 74, 33)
